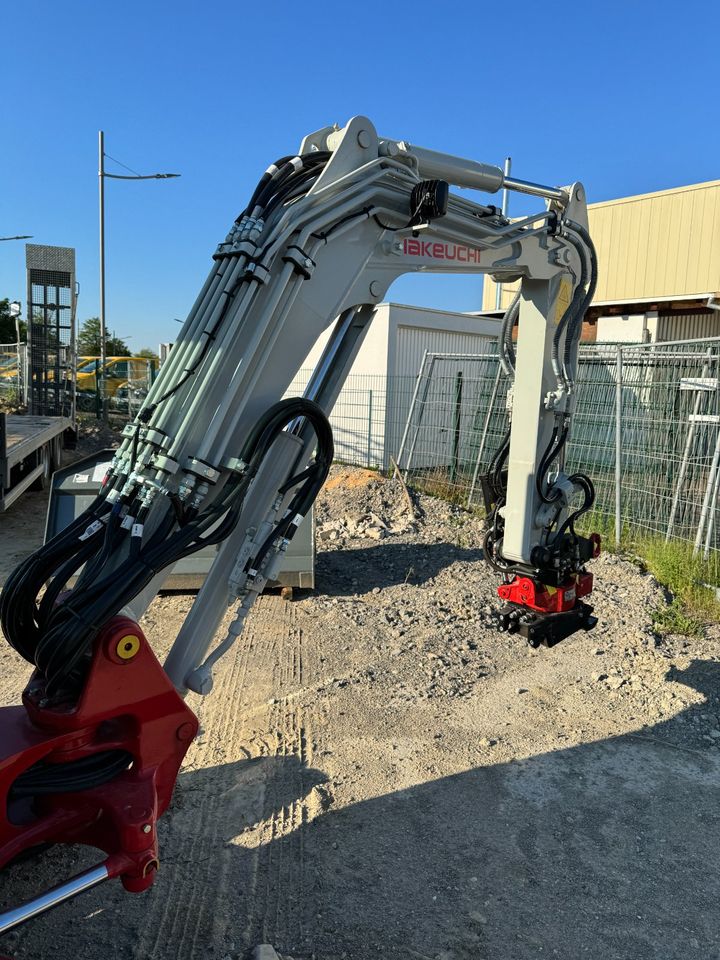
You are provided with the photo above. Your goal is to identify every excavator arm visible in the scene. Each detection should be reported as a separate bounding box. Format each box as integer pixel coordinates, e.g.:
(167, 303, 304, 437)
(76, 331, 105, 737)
(0, 116, 598, 933)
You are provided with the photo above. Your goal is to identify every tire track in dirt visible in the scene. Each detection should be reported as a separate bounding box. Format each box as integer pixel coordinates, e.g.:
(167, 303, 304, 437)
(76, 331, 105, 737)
(133, 605, 274, 958)
(131, 596, 322, 960)
(249, 607, 320, 956)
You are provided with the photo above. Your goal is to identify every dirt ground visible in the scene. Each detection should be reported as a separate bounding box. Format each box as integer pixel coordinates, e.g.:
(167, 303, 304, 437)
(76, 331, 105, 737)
(0, 457, 719, 960)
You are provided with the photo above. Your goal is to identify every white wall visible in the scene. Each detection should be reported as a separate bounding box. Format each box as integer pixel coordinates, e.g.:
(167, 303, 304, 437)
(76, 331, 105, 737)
(302, 303, 391, 377)
(298, 303, 500, 469)
(596, 312, 658, 343)
(386, 303, 500, 380)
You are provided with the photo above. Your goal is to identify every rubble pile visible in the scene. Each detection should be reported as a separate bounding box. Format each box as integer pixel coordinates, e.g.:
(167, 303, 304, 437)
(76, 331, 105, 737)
(314, 465, 487, 547)
(315, 467, 418, 544)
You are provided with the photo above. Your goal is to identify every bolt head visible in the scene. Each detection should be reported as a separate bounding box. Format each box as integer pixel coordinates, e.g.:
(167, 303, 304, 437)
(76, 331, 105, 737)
(357, 129, 371, 149)
(142, 823, 152, 834)
(176, 721, 196, 742)
(369, 280, 382, 298)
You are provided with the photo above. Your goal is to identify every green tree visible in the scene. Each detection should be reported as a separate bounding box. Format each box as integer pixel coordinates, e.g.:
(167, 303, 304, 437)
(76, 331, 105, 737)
(78, 317, 131, 356)
(0, 299, 27, 343)
(134, 347, 159, 360)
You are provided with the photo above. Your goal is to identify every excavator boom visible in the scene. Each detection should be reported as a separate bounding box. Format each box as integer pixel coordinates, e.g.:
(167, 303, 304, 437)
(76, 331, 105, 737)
(0, 116, 598, 935)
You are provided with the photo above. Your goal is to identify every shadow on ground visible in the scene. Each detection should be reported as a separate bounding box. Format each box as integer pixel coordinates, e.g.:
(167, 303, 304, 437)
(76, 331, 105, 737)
(316, 541, 485, 593)
(3, 661, 720, 960)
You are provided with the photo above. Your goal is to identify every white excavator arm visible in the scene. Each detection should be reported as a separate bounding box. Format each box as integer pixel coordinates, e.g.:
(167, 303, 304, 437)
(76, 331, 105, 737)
(0, 116, 598, 932)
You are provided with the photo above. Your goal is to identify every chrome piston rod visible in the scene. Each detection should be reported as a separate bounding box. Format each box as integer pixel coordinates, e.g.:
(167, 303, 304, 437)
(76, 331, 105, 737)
(503, 176, 569, 204)
(0, 862, 109, 935)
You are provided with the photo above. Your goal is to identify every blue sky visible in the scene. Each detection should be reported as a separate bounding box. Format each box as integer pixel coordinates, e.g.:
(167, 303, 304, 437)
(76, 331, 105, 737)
(1, 0, 717, 350)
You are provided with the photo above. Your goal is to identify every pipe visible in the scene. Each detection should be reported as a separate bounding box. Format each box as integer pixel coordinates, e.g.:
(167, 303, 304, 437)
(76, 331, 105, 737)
(502, 176, 568, 204)
(0, 862, 109, 934)
(495, 157, 512, 311)
(694, 428, 720, 556)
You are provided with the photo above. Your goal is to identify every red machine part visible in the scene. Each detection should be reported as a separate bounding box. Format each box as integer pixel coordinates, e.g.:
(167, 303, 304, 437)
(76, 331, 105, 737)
(0, 617, 198, 892)
(498, 571, 595, 614)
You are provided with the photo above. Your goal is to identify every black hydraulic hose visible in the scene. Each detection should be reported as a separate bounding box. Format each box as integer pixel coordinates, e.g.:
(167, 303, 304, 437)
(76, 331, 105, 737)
(31, 400, 334, 698)
(488, 427, 511, 495)
(551, 234, 588, 389)
(562, 223, 598, 379)
(482, 524, 513, 574)
(499, 291, 521, 378)
(9, 750, 134, 799)
(247, 407, 334, 577)
(238, 155, 295, 221)
(551, 473, 595, 544)
(1, 497, 112, 663)
(37, 537, 108, 628)
(535, 424, 570, 504)
(33, 496, 219, 690)
(252, 152, 331, 220)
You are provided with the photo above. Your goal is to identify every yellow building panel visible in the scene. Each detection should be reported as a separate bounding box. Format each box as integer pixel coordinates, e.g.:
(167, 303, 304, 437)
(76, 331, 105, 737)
(481, 179, 720, 311)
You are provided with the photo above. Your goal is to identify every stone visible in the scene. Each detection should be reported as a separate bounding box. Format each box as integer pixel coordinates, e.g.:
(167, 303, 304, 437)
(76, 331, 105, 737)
(252, 947, 282, 960)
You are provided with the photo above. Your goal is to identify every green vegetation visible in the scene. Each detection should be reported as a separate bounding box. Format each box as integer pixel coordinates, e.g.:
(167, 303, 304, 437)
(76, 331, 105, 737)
(0, 388, 25, 414)
(410, 478, 719, 637)
(0, 299, 26, 343)
(78, 317, 131, 356)
(134, 347, 159, 360)
(403, 467, 476, 506)
(402, 470, 719, 639)
(576, 512, 720, 637)
(637, 538, 720, 636)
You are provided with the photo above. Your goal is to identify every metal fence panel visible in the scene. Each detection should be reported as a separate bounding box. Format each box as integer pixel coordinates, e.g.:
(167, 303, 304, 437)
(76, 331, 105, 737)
(389, 338, 720, 576)
(0, 344, 28, 402)
(66, 335, 720, 575)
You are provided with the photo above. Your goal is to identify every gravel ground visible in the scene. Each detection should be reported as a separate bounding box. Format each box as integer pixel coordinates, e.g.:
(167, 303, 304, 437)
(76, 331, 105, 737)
(1, 464, 719, 959)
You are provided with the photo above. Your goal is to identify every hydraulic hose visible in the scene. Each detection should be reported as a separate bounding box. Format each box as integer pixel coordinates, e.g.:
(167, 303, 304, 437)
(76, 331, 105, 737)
(562, 222, 598, 382)
(9, 397, 333, 700)
(550, 234, 588, 392)
(499, 291, 521, 379)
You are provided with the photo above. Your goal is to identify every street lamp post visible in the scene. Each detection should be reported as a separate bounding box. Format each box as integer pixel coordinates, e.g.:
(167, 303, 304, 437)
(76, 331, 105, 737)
(495, 156, 512, 312)
(98, 131, 179, 419)
(99, 131, 107, 383)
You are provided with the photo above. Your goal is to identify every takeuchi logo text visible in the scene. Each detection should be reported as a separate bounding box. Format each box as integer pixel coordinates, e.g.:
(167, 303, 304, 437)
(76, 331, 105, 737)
(403, 238, 481, 263)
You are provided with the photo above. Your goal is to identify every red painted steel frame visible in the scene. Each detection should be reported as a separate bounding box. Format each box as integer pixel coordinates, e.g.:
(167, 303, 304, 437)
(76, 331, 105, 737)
(0, 617, 197, 892)
(497, 571, 595, 614)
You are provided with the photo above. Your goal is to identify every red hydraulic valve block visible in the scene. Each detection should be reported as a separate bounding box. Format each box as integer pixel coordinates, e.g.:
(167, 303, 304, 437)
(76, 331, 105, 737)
(497, 570, 595, 614)
(0, 616, 198, 895)
(495, 534, 601, 647)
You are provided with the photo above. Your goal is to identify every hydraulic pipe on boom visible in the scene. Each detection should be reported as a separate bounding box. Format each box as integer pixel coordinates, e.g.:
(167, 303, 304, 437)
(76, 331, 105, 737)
(0, 116, 599, 936)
